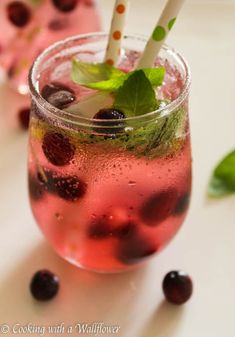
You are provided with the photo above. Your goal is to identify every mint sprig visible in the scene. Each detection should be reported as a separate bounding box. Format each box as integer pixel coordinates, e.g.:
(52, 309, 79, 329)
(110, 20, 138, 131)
(85, 68, 165, 91)
(72, 59, 125, 86)
(113, 70, 158, 117)
(208, 150, 235, 198)
(72, 59, 165, 92)
(73, 107, 186, 158)
(32, 104, 186, 160)
(69, 58, 187, 159)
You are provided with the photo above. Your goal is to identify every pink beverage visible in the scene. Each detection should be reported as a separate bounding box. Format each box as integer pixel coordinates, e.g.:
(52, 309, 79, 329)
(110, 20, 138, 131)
(0, 0, 101, 92)
(28, 33, 192, 272)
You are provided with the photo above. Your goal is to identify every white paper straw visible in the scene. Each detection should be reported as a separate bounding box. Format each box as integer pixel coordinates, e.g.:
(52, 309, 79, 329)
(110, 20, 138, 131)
(137, 0, 185, 69)
(104, 0, 129, 66)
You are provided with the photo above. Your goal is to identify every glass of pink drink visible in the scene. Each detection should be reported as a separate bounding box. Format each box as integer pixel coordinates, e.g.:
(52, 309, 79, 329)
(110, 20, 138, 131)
(0, 0, 101, 93)
(28, 33, 192, 273)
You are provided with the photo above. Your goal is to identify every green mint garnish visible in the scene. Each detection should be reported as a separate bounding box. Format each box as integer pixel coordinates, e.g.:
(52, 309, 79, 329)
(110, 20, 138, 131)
(70, 59, 186, 159)
(208, 150, 235, 198)
(144, 107, 185, 152)
(141, 68, 165, 87)
(113, 70, 158, 117)
(85, 76, 125, 91)
(72, 59, 165, 92)
(107, 108, 185, 157)
(72, 59, 125, 86)
(78, 106, 185, 158)
(32, 105, 186, 160)
(84, 68, 165, 91)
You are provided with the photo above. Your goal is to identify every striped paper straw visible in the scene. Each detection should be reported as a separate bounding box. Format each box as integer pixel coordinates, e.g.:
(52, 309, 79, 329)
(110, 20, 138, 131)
(104, 0, 129, 66)
(137, 0, 185, 69)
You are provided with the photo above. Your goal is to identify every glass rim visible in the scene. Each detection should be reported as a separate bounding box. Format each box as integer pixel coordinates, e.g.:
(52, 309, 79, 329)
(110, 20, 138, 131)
(29, 32, 191, 126)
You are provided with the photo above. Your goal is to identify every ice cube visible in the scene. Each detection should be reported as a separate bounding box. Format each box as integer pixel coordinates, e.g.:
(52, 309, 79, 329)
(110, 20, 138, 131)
(65, 92, 114, 118)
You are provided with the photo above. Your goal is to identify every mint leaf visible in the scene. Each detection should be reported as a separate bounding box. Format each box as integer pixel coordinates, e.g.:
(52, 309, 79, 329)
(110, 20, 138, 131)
(72, 59, 124, 86)
(85, 67, 165, 91)
(208, 150, 235, 198)
(142, 68, 165, 87)
(84, 68, 165, 91)
(84, 67, 165, 91)
(208, 176, 234, 198)
(71, 59, 165, 92)
(85, 76, 125, 91)
(113, 70, 157, 117)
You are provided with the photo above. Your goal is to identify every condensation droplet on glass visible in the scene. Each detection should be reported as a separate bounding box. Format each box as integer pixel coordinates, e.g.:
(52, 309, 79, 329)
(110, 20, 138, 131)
(128, 181, 136, 186)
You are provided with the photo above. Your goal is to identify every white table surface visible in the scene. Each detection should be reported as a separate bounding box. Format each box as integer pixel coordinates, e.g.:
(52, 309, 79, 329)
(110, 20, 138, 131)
(0, 1, 235, 336)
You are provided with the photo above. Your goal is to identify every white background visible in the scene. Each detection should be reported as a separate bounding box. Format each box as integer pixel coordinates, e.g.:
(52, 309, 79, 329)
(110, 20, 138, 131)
(0, 1, 235, 336)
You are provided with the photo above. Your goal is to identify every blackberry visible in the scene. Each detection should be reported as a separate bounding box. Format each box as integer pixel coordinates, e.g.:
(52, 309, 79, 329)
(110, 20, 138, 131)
(28, 174, 44, 201)
(163, 271, 193, 305)
(18, 107, 30, 130)
(140, 190, 178, 225)
(118, 234, 157, 265)
(7, 1, 31, 27)
(52, 0, 78, 13)
(30, 270, 59, 301)
(42, 132, 75, 166)
(53, 175, 87, 201)
(174, 192, 190, 215)
(93, 108, 125, 135)
(41, 83, 75, 109)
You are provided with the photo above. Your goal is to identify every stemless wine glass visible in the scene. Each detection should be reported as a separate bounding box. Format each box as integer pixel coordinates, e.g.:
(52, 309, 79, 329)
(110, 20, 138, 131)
(0, 0, 101, 93)
(28, 33, 192, 273)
